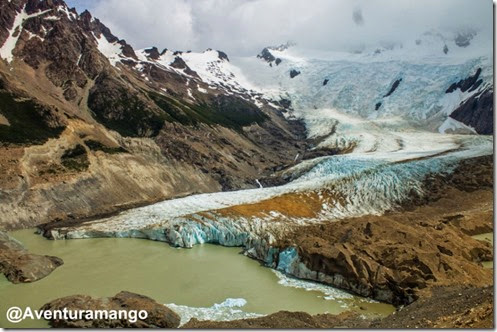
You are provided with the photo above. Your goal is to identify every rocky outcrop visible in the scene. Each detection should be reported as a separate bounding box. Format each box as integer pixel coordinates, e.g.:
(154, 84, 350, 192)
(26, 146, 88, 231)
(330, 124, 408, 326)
(0, 231, 63, 283)
(41, 291, 181, 328)
(443, 67, 492, 135)
(383, 78, 402, 97)
(144, 47, 160, 60)
(454, 31, 476, 48)
(446, 68, 482, 93)
(217, 50, 229, 61)
(279, 213, 492, 305)
(257, 43, 291, 66)
(449, 88, 493, 135)
(370, 286, 493, 328)
(257, 48, 276, 64)
(289, 69, 300, 78)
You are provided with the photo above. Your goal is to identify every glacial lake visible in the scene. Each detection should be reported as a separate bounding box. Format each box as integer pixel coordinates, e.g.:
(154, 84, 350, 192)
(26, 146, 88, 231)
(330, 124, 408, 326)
(0, 229, 394, 328)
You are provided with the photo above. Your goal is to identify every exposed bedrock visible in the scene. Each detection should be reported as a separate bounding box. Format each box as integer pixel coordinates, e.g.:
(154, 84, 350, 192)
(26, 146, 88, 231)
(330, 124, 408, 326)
(449, 87, 493, 135)
(0, 231, 63, 283)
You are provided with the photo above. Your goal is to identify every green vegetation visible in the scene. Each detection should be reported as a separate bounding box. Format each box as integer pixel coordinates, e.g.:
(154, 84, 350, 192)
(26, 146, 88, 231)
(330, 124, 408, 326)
(88, 75, 268, 138)
(88, 88, 171, 137)
(84, 139, 128, 154)
(148, 91, 268, 131)
(61, 144, 89, 171)
(0, 91, 65, 144)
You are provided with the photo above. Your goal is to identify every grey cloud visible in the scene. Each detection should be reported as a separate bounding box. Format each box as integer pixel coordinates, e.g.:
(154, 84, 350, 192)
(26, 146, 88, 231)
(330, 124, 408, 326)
(353, 8, 364, 26)
(70, 0, 492, 56)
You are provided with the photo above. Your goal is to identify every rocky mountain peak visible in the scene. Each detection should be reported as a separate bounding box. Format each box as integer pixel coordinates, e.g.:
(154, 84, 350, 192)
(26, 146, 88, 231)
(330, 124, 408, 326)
(217, 50, 229, 61)
(144, 46, 160, 60)
(257, 42, 294, 66)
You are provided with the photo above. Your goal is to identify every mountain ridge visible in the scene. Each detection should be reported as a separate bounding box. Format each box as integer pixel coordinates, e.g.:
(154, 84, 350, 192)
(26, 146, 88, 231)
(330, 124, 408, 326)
(0, 0, 309, 229)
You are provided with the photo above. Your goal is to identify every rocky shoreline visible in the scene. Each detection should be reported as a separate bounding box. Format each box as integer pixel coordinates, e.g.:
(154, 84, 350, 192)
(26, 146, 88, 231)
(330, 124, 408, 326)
(183, 285, 493, 328)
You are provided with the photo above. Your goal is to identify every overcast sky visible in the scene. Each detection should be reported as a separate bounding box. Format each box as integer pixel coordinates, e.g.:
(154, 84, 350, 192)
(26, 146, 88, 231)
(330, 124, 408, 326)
(66, 0, 492, 56)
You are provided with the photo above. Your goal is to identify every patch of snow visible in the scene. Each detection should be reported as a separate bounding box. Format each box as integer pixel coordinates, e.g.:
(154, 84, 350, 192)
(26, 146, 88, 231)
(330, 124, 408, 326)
(439, 117, 477, 134)
(93, 33, 123, 67)
(76, 53, 82, 66)
(57, 5, 77, 21)
(44, 15, 60, 21)
(187, 88, 195, 100)
(180, 49, 262, 98)
(25, 30, 44, 42)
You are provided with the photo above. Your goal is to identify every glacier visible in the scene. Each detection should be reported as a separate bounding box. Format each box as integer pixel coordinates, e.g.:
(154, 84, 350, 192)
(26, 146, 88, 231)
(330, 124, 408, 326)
(41, 30, 493, 306)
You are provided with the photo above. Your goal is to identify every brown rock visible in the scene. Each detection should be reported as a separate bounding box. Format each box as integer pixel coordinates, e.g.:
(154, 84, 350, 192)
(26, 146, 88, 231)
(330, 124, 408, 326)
(182, 311, 365, 329)
(41, 291, 181, 328)
(0, 231, 63, 283)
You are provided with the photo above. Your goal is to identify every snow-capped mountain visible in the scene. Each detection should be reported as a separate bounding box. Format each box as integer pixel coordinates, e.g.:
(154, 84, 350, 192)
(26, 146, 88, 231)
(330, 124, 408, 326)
(0, 0, 306, 228)
(230, 32, 492, 136)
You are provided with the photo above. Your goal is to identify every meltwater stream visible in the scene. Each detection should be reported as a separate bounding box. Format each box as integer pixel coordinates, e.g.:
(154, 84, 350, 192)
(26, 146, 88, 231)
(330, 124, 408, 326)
(0, 229, 394, 328)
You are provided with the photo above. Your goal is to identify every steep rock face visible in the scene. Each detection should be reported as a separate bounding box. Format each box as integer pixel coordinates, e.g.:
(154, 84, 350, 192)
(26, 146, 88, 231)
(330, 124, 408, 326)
(449, 88, 493, 134)
(41, 291, 181, 328)
(0, 231, 63, 283)
(445, 68, 482, 93)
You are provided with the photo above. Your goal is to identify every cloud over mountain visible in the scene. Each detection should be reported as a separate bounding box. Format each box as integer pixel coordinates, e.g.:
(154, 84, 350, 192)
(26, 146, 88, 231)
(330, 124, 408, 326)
(67, 0, 493, 56)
